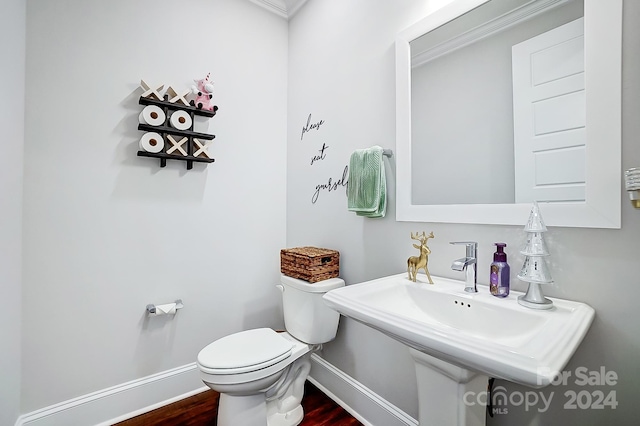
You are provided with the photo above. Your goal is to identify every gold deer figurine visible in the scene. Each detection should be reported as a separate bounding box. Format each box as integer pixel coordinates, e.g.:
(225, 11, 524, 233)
(407, 231, 434, 283)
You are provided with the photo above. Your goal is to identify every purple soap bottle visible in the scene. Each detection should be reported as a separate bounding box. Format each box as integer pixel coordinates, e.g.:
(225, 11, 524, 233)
(490, 243, 510, 297)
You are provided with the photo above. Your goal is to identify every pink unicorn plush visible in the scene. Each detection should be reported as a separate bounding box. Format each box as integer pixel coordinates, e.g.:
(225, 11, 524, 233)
(190, 73, 218, 112)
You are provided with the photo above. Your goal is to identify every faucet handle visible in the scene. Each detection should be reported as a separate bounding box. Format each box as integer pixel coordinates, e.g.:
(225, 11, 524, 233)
(450, 241, 477, 257)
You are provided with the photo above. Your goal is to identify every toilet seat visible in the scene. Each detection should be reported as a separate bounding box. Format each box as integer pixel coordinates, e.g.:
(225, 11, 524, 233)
(198, 328, 293, 375)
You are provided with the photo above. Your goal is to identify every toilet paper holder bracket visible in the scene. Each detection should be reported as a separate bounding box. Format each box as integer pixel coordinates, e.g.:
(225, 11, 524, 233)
(146, 299, 184, 314)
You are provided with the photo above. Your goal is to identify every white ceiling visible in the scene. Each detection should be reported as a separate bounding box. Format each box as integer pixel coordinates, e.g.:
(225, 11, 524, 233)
(249, 0, 309, 19)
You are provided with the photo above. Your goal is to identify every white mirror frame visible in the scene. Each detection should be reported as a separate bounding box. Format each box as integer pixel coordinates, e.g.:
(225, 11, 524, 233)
(396, 0, 621, 228)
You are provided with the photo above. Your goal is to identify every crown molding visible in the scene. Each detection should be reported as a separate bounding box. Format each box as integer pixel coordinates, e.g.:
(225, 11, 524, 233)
(249, 0, 309, 19)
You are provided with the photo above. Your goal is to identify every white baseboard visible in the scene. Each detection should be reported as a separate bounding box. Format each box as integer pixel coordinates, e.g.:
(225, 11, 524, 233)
(16, 363, 208, 426)
(16, 355, 416, 426)
(308, 353, 418, 426)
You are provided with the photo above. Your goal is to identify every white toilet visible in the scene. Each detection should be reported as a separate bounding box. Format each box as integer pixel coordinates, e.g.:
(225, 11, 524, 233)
(197, 275, 345, 426)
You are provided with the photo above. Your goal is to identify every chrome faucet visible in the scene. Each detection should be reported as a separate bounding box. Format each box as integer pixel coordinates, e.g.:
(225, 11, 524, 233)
(450, 242, 478, 293)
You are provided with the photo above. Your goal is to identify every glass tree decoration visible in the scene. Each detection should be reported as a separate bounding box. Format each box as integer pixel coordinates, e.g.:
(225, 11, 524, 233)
(517, 202, 554, 310)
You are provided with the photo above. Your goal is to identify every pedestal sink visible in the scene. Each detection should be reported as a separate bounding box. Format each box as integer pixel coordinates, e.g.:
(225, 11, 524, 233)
(322, 273, 594, 426)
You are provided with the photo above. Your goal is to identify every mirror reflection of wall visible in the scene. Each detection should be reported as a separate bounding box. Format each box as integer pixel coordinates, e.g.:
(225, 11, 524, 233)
(410, 0, 583, 206)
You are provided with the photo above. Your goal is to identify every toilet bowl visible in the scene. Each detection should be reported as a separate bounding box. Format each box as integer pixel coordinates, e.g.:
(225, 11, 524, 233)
(197, 275, 345, 426)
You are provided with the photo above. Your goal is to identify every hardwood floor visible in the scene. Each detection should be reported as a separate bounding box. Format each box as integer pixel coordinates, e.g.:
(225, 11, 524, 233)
(115, 381, 363, 426)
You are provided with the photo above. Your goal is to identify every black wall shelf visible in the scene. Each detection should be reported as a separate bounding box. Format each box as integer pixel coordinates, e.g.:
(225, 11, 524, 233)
(137, 123, 216, 140)
(136, 96, 218, 170)
(139, 96, 217, 118)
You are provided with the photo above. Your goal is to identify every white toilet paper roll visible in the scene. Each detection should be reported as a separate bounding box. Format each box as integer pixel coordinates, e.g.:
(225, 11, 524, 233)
(169, 110, 192, 130)
(139, 132, 164, 153)
(153, 303, 177, 316)
(138, 105, 166, 126)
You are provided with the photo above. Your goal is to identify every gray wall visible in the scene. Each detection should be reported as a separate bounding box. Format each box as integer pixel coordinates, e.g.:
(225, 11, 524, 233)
(21, 0, 287, 413)
(0, 0, 25, 424)
(6, 0, 639, 424)
(288, 0, 638, 424)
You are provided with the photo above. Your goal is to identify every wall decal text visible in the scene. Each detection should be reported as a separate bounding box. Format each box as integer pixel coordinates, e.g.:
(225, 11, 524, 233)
(301, 113, 325, 140)
(310, 142, 329, 165)
(312, 165, 349, 204)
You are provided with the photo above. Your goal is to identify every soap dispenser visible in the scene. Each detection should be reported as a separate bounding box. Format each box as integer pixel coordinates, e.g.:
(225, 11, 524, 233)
(490, 243, 510, 297)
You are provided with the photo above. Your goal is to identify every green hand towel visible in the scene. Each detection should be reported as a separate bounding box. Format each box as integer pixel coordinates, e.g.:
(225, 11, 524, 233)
(347, 146, 386, 218)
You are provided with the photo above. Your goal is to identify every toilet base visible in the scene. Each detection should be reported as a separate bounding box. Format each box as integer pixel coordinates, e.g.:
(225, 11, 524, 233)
(215, 391, 305, 426)
(218, 393, 267, 426)
(267, 405, 303, 426)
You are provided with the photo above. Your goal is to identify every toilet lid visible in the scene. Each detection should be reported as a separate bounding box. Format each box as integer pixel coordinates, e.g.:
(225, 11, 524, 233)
(197, 328, 293, 374)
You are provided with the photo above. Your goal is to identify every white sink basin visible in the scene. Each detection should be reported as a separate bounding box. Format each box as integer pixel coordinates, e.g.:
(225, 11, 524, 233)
(323, 273, 594, 388)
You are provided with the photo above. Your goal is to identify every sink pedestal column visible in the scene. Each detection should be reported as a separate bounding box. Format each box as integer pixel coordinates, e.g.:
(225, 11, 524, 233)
(410, 349, 487, 426)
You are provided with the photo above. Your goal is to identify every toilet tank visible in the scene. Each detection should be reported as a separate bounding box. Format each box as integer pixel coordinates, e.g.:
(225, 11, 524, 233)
(279, 275, 345, 344)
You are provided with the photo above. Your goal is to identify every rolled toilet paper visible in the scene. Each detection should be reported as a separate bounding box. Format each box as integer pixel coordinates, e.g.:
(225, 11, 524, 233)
(139, 132, 164, 153)
(169, 110, 192, 130)
(138, 105, 166, 126)
(153, 303, 177, 316)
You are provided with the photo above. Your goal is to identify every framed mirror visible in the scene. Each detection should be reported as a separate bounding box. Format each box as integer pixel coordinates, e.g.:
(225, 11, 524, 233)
(395, 0, 621, 228)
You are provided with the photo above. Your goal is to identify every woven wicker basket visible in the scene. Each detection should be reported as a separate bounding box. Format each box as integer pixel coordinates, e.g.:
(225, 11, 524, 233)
(280, 247, 340, 283)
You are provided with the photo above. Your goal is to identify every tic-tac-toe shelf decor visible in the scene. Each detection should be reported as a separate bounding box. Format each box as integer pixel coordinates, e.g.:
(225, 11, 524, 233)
(136, 76, 219, 170)
(140, 80, 164, 101)
(165, 86, 191, 107)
